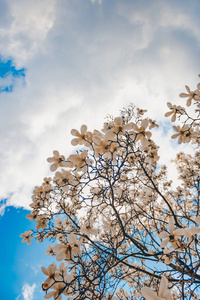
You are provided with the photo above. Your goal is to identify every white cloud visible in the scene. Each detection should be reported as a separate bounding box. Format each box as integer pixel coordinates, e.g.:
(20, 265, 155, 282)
(22, 283, 36, 300)
(0, 0, 199, 212)
(91, 0, 102, 4)
(0, 0, 58, 66)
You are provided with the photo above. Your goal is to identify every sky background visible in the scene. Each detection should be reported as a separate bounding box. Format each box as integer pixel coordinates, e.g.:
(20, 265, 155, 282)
(0, 0, 200, 299)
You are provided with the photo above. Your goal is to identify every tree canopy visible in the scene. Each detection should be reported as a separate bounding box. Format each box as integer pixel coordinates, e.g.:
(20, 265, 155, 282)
(21, 75, 200, 299)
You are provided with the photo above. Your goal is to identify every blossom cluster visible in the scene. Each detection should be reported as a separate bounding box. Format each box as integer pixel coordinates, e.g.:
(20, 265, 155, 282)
(165, 75, 200, 145)
(20, 76, 200, 300)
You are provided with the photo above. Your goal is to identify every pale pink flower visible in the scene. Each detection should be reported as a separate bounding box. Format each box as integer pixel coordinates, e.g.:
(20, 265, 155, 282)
(47, 150, 72, 172)
(53, 233, 81, 261)
(71, 125, 93, 146)
(158, 219, 182, 249)
(93, 135, 118, 158)
(20, 230, 33, 245)
(131, 119, 152, 146)
(56, 262, 74, 284)
(53, 169, 74, 192)
(195, 216, 200, 226)
(165, 102, 183, 122)
(45, 245, 55, 257)
(68, 150, 93, 172)
(179, 85, 200, 106)
(141, 274, 172, 300)
(42, 177, 52, 192)
(149, 119, 159, 130)
(175, 226, 200, 242)
(137, 108, 147, 115)
(32, 185, 43, 197)
(44, 282, 68, 300)
(80, 219, 98, 236)
(26, 210, 38, 222)
(106, 117, 133, 139)
(171, 125, 192, 144)
(145, 149, 159, 165)
(42, 177, 52, 185)
(36, 215, 48, 230)
(42, 263, 57, 290)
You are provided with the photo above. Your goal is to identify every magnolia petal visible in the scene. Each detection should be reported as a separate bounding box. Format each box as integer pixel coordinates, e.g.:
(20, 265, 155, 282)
(71, 138, 79, 146)
(158, 232, 169, 239)
(62, 185, 69, 192)
(145, 131, 152, 138)
(44, 291, 55, 299)
(160, 239, 169, 248)
(114, 117, 122, 126)
(105, 130, 115, 139)
(92, 135, 102, 145)
(47, 157, 54, 162)
(168, 219, 174, 234)
(50, 163, 58, 172)
(185, 85, 190, 93)
(163, 289, 172, 299)
(159, 275, 168, 297)
(165, 111, 173, 117)
(41, 266, 49, 276)
(53, 150, 59, 157)
(167, 102, 172, 108)
(53, 244, 65, 252)
(179, 93, 188, 98)
(56, 251, 65, 261)
(124, 123, 133, 130)
(65, 273, 73, 283)
(68, 233, 77, 244)
(186, 97, 192, 107)
(80, 125, 87, 134)
(27, 239, 31, 245)
(85, 131, 93, 140)
(178, 135, 182, 144)
(82, 150, 88, 156)
(59, 262, 65, 271)
(172, 125, 180, 131)
(61, 161, 73, 168)
(195, 216, 200, 226)
(188, 226, 200, 235)
(174, 228, 184, 236)
(68, 154, 77, 163)
(71, 129, 79, 136)
(132, 123, 138, 131)
(141, 287, 159, 300)
(171, 113, 176, 122)
(141, 119, 148, 129)
(171, 133, 180, 140)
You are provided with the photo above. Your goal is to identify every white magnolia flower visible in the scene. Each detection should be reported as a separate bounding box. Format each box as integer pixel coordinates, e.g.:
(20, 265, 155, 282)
(20, 230, 33, 245)
(68, 150, 93, 172)
(131, 119, 152, 146)
(44, 282, 68, 300)
(41, 263, 57, 290)
(141, 274, 172, 300)
(165, 102, 183, 122)
(53, 233, 81, 261)
(158, 219, 182, 249)
(47, 150, 72, 172)
(71, 125, 93, 146)
(179, 85, 200, 106)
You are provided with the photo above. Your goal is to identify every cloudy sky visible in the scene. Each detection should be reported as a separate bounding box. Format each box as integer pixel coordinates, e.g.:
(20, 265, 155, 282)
(0, 0, 200, 299)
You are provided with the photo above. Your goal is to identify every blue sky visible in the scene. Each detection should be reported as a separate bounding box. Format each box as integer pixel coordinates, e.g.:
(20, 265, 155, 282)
(0, 56, 25, 91)
(0, 206, 57, 299)
(0, 0, 200, 299)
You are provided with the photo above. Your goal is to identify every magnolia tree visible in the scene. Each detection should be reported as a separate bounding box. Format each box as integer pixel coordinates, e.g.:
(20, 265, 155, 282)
(21, 75, 200, 300)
